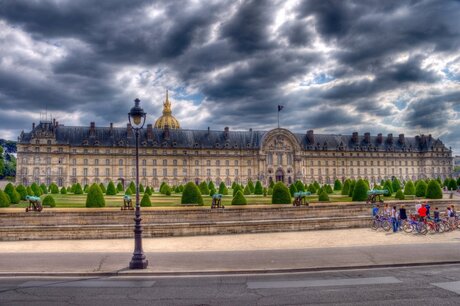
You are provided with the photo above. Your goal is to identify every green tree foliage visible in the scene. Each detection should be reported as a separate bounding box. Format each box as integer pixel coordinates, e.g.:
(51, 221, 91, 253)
(334, 179, 342, 191)
(0, 189, 10, 207)
(448, 178, 457, 191)
(263, 187, 267, 197)
(43, 195, 56, 207)
(308, 184, 316, 194)
(116, 182, 124, 192)
(231, 181, 237, 189)
(140, 193, 152, 207)
(218, 182, 228, 195)
(325, 184, 333, 194)
(139, 183, 144, 193)
(40, 183, 48, 194)
(436, 177, 442, 186)
(415, 180, 427, 197)
(352, 179, 369, 201)
(289, 184, 297, 197)
(85, 183, 106, 207)
(49, 183, 59, 194)
(318, 190, 330, 202)
(404, 180, 415, 195)
(443, 178, 450, 187)
(83, 184, 89, 193)
(31, 182, 42, 196)
(231, 190, 247, 205)
(125, 187, 132, 196)
(209, 187, 216, 196)
(4, 183, 20, 204)
(181, 182, 203, 205)
(60, 187, 67, 194)
(457, 177, 460, 186)
(348, 180, 356, 197)
(198, 181, 209, 195)
(267, 187, 273, 195)
(272, 182, 291, 204)
(269, 180, 275, 189)
(128, 181, 136, 194)
(99, 183, 106, 194)
(313, 181, 320, 190)
(425, 180, 442, 199)
(247, 180, 255, 194)
(0, 147, 3, 178)
(395, 189, 405, 200)
(232, 184, 243, 197)
(106, 181, 117, 195)
(392, 179, 401, 193)
(342, 179, 350, 195)
(254, 181, 263, 194)
(16, 184, 27, 200)
(26, 186, 34, 196)
(295, 180, 305, 192)
(383, 180, 393, 196)
(74, 183, 83, 195)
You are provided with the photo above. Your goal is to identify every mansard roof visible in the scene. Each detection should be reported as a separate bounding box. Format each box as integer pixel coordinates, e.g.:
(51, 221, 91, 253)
(18, 121, 450, 153)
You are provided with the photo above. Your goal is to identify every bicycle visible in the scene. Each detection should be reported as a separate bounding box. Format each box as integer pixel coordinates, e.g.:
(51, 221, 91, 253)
(403, 215, 427, 235)
(371, 215, 391, 231)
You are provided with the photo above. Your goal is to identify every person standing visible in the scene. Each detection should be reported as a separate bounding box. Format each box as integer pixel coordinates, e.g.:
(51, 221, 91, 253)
(391, 206, 399, 232)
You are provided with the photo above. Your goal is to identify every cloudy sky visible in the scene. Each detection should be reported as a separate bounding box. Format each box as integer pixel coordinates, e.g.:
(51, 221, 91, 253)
(0, 0, 459, 153)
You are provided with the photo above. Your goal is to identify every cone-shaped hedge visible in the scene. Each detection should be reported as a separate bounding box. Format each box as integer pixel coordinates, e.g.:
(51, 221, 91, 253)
(352, 179, 369, 201)
(254, 181, 263, 194)
(16, 184, 27, 200)
(128, 181, 136, 194)
(243, 185, 251, 195)
(272, 182, 291, 204)
(342, 179, 350, 195)
(289, 184, 297, 197)
(40, 183, 48, 194)
(116, 182, 123, 192)
(125, 187, 132, 196)
(295, 180, 305, 192)
(404, 180, 415, 195)
(106, 181, 117, 195)
(198, 181, 209, 195)
(31, 183, 42, 197)
(308, 184, 316, 194)
(85, 183, 105, 207)
(43, 195, 56, 207)
(139, 183, 144, 193)
(4, 183, 20, 204)
(325, 184, 333, 194)
(231, 181, 237, 189)
(99, 183, 106, 194)
(415, 180, 427, 197)
(208, 181, 215, 191)
(209, 187, 216, 196)
(395, 189, 405, 200)
(232, 184, 243, 197)
(348, 180, 356, 197)
(49, 183, 59, 194)
(426, 180, 442, 199)
(334, 179, 342, 191)
(74, 183, 83, 195)
(392, 179, 401, 193)
(26, 186, 34, 196)
(181, 182, 203, 205)
(218, 182, 229, 195)
(0, 190, 10, 207)
(140, 193, 152, 207)
(269, 180, 275, 189)
(448, 178, 457, 191)
(383, 181, 393, 196)
(232, 190, 247, 205)
(267, 187, 273, 195)
(60, 187, 67, 194)
(247, 180, 255, 194)
(318, 190, 330, 202)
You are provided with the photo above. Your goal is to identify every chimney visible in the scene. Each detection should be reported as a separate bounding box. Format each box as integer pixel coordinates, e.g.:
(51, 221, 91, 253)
(89, 122, 96, 137)
(421, 134, 426, 144)
(32, 122, 35, 129)
(377, 133, 383, 144)
(387, 133, 393, 144)
(53, 118, 56, 126)
(352, 132, 358, 143)
(127, 123, 133, 137)
(306, 130, 314, 143)
(224, 127, 229, 139)
(163, 124, 170, 139)
(398, 133, 405, 144)
(147, 124, 153, 141)
(364, 132, 370, 143)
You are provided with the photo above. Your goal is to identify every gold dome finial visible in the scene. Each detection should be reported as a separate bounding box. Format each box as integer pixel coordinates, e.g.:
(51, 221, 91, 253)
(154, 89, 181, 129)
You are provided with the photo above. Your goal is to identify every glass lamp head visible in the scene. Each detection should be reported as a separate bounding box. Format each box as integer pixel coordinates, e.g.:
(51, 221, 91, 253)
(128, 98, 146, 129)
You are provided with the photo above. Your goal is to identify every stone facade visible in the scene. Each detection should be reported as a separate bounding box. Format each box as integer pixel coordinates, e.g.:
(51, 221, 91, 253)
(16, 120, 453, 188)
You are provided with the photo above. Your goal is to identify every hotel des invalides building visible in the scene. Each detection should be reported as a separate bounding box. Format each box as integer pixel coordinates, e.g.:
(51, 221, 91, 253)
(16, 92, 454, 189)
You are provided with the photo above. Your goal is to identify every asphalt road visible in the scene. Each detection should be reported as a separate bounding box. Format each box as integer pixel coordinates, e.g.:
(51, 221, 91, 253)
(1, 264, 460, 305)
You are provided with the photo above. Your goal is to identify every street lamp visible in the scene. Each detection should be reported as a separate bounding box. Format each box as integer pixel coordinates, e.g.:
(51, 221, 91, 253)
(128, 98, 148, 269)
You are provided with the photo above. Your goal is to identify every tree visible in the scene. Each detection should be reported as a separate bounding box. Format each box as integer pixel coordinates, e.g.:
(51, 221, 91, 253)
(125, 187, 132, 196)
(308, 184, 316, 194)
(198, 181, 209, 195)
(209, 187, 216, 196)
(60, 187, 67, 194)
(325, 184, 333, 194)
(49, 183, 59, 194)
(84, 184, 89, 193)
(348, 180, 356, 197)
(16, 185, 27, 200)
(85, 183, 106, 207)
(129, 181, 136, 194)
(232, 190, 247, 205)
(334, 179, 342, 191)
(99, 183, 106, 194)
(74, 183, 83, 195)
(231, 181, 237, 189)
(208, 181, 215, 192)
(181, 182, 203, 205)
(443, 178, 450, 187)
(395, 189, 405, 200)
(232, 184, 243, 197)
(254, 181, 263, 195)
(263, 187, 267, 197)
(267, 187, 273, 195)
(4, 183, 20, 204)
(272, 182, 291, 204)
(383, 180, 393, 196)
(318, 190, 330, 202)
(448, 178, 457, 191)
(247, 180, 255, 194)
(43, 195, 56, 207)
(0, 147, 3, 178)
(139, 183, 144, 193)
(404, 180, 415, 195)
(218, 182, 229, 195)
(457, 177, 460, 186)
(0, 189, 10, 207)
(140, 193, 152, 207)
(31, 182, 42, 197)
(352, 179, 369, 201)
(289, 183, 297, 197)
(116, 182, 124, 192)
(40, 183, 48, 194)
(425, 180, 442, 199)
(269, 180, 275, 189)
(106, 181, 117, 195)
(392, 178, 401, 193)
(295, 180, 305, 192)
(26, 186, 34, 196)
(342, 179, 350, 195)
(415, 180, 427, 197)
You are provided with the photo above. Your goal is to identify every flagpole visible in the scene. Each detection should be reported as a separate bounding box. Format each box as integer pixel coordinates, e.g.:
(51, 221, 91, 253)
(278, 109, 280, 129)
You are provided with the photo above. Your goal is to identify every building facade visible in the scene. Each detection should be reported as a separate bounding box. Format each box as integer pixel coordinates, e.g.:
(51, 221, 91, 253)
(16, 95, 454, 188)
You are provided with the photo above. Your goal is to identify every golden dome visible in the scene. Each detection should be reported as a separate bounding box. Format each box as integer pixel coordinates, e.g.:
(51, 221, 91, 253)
(154, 90, 181, 129)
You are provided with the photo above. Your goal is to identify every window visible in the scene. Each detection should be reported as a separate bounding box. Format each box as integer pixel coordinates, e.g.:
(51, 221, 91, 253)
(153, 169, 157, 177)
(95, 159, 99, 166)
(216, 160, 220, 166)
(58, 167, 63, 176)
(119, 168, 123, 177)
(35, 147, 40, 153)
(277, 153, 283, 165)
(206, 160, 210, 166)
(235, 169, 239, 176)
(195, 160, 199, 166)
(163, 168, 167, 177)
(119, 159, 123, 166)
(72, 168, 76, 176)
(83, 168, 88, 176)
(84, 159, 88, 165)
(287, 154, 292, 165)
(247, 160, 251, 166)
(72, 159, 77, 166)
(267, 153, 273, 165)
(46, 167, 51, 175)
(226, 169, 230, 176)
(142, 159, 146, 166)
(183, 168, 187, 176)
(225, 160, 229, 166)
(235, 160, 239, 166)
(142, 168, 147, 177)
(173, 168, 177, 177)
(183, 159, 187, 166)
(46, 157, 51, 165)
(153, 159, 157, 166)
(94, 168, 99, 177)
(173, 160, 177, 166)
(105, 168, 110, 177)
(106, 159, 110, 166)
(163, 159, 167, 166)
(216, 169, 220, 176)
(195, 169, 199, 176)
(206, 169, 211, 176)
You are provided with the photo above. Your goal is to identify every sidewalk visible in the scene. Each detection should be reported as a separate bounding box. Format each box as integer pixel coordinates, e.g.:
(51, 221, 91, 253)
(1, 229, 460, 275)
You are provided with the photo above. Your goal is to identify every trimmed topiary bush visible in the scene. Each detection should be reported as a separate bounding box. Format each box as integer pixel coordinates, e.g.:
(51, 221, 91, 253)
(232, 184, 243, 197)
(40, 183, 48, 195)
(49, 183, 59, 194)
(99, 183, 106, 194)
(295, 180, 305, 192)
(84, 184, 89, 193)
(60, 187, 67, 194)
(0, 190, 11, 207)
(139, 183, 144, 193)
(448, 178, 457, 191)
(243, 185, 251, 195)
(325, 184, 333, 194)
(231, 181, 237, 189)
(125, 187, 132, 196)
(4, 183, 20, 204)
(334, 179, 342, 191)
(218, 182, 229, 195)
(43, 195, 56, 207)
(348, 180, 356, 197)
(247, 180, 255, 194)
(352, 179, 368, 201)
(74, 183, 83, 195)
(267, 187, 273, 195)
(16, 184, 27, 200)
(404, 180, 415, 195)
(272, 182, 291, 204)
(106, 181, 117, 195)
(31, 183, 42, 197)
(85, 183, 105, 207)
(128, 181, 136, 194)
(269, 180, 275, 189)
(342, 179, 350, 195)
(392, 179, 401, 193)
(426, 180, 442, 199)
(289, 184, 297, 197)
(181, 182, 203, 205)
(263, 187, 267, 197)
(140, 193, 152, 207)
(198, 181, 209, 195)
(395, 189, 405, 200)
(383, 180, 393, 196)
(415, 180, 427, 197)
(254, 181, 263, 195)
(318, 190, 329, 202)
(26, 186, 34, 196)
(308, 184, 316, 194)
(117, 182, 124, 192)
(231, 190, 247, 205)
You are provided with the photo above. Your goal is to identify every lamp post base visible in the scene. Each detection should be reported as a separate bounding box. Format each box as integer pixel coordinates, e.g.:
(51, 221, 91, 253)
(129, 256, 149, 269)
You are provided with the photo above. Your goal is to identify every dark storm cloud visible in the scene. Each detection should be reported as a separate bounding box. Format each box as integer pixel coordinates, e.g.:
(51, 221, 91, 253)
(0, 0, 459, 152)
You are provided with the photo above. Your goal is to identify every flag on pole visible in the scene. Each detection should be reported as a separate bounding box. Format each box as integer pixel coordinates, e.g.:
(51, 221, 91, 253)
(278, 105, 284, 112)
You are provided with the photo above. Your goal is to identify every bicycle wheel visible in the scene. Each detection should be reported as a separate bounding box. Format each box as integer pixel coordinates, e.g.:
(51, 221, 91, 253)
(417, 222, 428, 235)
(437, 223, 445, 233)
(403, 222, 413, 233)
(371, 220, 378, 230)
(382, 220, 391, 232)
(427, 222, 436, 234)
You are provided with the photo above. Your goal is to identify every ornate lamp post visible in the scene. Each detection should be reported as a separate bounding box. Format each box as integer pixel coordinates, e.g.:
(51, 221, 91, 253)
(128, 98, 148, 269)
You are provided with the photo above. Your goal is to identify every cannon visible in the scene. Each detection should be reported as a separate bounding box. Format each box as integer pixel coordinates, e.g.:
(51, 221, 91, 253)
(25, 195, 43, 212)
(366, 189, 389, 204)
(121, 195, 134, 210)
(211, 193, 224, 209)
(293, 191, 311, 206)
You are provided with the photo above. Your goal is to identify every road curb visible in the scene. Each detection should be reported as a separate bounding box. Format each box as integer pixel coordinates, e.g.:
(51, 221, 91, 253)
(2, 261, 460, 277)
